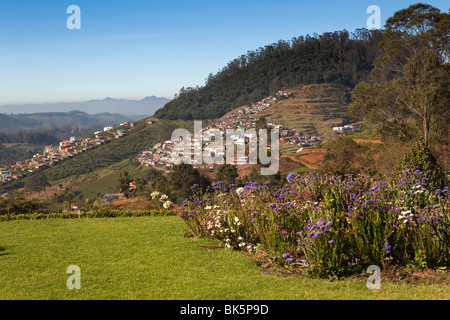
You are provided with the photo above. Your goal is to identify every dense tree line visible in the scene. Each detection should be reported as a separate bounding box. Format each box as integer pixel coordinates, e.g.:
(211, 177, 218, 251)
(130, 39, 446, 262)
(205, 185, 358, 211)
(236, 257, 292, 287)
(155, 29, 383, 120)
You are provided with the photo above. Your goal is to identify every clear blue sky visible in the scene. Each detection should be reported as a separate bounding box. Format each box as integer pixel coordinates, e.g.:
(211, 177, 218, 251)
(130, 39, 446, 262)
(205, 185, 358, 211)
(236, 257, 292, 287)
(0, 0, 448, 104)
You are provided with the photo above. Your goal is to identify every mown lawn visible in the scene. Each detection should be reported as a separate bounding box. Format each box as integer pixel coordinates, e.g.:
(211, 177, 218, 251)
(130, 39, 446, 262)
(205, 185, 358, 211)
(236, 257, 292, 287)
(0, 216, 448, 300)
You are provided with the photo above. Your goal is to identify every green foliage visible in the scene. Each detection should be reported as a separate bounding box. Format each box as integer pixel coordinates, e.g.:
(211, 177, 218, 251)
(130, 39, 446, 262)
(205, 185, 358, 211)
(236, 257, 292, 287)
(0, 190, 47, 215)
(237, 165, 283, 188)
(155, 29, 382, 120)
(349, 4, 449, 147)
(167, 164, 211, 204)
(0, 209, 177, 221)
(320, 136, 366, 176)
(182, 170, 449, 278)
(24, 172, 50, 192)
(118, 170, 132, 198)
(400, 138, 447, 190)
(0, 216, 448, 299)
(215, 164, 238, 186)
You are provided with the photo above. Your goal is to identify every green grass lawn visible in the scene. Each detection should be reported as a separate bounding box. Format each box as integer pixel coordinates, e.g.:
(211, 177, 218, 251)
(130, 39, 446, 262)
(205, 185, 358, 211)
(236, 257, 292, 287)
(0, 216, 448, 300)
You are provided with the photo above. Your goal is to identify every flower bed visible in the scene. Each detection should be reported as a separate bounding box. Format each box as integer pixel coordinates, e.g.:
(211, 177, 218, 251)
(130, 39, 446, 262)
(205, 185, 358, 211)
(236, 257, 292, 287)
(180, 170, 449, 278)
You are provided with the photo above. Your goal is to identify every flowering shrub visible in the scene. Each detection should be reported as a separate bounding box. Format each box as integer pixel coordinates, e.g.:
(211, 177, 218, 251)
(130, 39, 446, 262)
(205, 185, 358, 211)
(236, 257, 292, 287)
(180, 170, 449, 278)
(150, 191, 174, 211)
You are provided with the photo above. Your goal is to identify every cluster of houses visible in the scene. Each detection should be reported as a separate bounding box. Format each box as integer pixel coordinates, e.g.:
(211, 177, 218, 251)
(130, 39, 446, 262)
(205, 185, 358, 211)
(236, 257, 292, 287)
(0, 121, 133, 183)
(136, 93, 323, 171)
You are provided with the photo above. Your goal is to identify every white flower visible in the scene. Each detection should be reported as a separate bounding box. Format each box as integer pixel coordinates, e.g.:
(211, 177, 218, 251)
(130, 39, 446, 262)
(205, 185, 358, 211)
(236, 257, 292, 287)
(236, 187, 244, 195)
(151, 191, 160, 199)
(159, 194, 169, 202)
(163, 200, 173, 209)
(205, 206, 212, 210)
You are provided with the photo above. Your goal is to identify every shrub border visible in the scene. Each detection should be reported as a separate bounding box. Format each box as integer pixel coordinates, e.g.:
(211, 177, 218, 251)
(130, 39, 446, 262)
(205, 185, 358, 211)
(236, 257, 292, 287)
(0, 209, 177, 222)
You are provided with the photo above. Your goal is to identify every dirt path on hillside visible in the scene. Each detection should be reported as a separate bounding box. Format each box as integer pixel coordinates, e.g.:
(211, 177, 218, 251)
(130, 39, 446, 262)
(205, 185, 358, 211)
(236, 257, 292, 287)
(282, 154, 322, 170)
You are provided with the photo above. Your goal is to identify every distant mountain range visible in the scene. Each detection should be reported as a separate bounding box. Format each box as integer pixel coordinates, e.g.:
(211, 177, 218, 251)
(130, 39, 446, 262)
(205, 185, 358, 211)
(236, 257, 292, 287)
(0, 96, 171, 117)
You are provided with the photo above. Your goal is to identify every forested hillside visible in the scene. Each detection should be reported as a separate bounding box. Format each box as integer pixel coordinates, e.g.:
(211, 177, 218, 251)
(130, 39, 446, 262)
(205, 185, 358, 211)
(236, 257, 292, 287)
(155, 29, 382, 120)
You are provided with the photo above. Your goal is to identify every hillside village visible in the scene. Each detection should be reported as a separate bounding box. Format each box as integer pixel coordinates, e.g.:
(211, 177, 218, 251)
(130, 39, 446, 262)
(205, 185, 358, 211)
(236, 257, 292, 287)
(1, 90, 359, 184)
(0, 121, 133, 183)
(136, 91, 324, 171)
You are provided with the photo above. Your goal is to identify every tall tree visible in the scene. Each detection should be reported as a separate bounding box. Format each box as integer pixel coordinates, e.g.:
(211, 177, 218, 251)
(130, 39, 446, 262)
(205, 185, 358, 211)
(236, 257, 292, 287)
(215, 164, 238, 185)
(349, 3, 450, 146)
(168, 164, 210, 203)
(118, 170, 132, 198)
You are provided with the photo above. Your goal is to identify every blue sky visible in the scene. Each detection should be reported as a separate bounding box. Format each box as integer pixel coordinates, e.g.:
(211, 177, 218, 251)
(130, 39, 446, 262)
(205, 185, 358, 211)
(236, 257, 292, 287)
(0, 0, 448, 104)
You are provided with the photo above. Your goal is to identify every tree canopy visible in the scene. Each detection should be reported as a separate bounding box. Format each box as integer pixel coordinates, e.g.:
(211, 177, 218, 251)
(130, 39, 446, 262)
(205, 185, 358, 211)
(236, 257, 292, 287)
(349, 3, 450, 147)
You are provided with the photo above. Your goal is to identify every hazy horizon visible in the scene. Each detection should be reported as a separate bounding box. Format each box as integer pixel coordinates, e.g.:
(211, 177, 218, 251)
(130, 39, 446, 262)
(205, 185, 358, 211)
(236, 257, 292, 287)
(1, 0, 448, 105)
(0, 95, 172, 107)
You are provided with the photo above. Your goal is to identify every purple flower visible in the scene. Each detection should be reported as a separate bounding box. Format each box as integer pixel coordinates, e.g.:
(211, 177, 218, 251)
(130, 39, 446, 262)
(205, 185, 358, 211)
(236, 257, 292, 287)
(286, 173, 298, 184)
(286, 258, 294, 264)
(384, 242, 391, 255)
(328, 240, 334, 244)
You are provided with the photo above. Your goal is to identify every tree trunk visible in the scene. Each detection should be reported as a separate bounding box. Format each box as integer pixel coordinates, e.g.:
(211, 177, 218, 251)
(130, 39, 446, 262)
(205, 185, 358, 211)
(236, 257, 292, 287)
(423, 105, 429, 146)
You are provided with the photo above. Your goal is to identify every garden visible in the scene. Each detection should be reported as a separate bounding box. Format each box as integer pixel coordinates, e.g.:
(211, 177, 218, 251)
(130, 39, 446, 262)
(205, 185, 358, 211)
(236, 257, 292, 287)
(180, 169, 449, 279)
